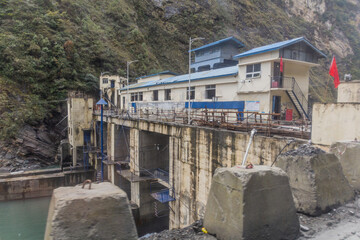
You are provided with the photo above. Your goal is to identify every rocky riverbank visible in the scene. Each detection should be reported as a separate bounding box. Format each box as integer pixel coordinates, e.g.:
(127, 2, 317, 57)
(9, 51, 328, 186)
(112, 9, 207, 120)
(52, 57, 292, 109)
(0, 123, 64, 173)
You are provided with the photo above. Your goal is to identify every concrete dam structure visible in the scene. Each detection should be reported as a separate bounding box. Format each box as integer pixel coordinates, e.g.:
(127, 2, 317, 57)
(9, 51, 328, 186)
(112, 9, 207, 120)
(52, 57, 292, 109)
(68, 94, 307, 233)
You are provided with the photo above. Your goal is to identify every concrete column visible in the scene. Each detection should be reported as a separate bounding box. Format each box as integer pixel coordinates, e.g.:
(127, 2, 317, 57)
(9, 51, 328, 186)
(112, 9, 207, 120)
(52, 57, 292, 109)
(110, 123, 115, 161)
(169, 136, 181, 229)
(72, 147, 77, 166)
(130, 128, 140, 174)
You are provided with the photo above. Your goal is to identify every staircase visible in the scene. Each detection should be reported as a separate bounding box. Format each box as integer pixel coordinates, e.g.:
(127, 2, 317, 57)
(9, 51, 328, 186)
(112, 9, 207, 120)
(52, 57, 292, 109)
(272, 76, 310, 120)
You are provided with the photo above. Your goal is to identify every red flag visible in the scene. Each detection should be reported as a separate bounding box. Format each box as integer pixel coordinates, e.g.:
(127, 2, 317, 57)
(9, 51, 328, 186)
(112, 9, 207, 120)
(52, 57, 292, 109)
(280, 56, 283, 73)
(329, 56, 340, 88)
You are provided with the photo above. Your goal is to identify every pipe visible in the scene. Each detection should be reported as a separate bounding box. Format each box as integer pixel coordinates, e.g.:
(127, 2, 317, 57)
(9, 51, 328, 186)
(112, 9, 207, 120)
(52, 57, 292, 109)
(242, 128, 257, 166)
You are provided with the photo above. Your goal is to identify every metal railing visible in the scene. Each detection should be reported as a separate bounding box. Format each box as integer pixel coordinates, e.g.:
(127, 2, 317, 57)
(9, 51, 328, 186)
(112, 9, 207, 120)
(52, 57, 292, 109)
(94, 108, 311, 139)
(270, 76, 309, 118)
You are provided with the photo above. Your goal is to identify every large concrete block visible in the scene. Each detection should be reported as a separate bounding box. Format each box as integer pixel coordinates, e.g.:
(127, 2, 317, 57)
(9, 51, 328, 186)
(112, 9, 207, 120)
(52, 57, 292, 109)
(44, 182, 138, 240)
(330, 141, 360, 191)
(276, 145, 355, 216)
(203, 165, 299, 240)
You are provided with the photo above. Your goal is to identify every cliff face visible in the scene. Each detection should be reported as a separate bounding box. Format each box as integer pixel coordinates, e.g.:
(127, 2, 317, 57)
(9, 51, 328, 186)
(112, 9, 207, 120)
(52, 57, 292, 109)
(0, 0, 359, 165)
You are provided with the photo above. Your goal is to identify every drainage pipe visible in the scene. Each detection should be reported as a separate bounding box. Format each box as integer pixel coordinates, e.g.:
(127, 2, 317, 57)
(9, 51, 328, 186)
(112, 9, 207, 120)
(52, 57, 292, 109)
(242, 128, 257, 166)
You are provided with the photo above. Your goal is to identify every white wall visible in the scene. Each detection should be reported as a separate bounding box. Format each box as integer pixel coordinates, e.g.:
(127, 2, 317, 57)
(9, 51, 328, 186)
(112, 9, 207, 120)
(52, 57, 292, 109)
(312, 103, 360, 145)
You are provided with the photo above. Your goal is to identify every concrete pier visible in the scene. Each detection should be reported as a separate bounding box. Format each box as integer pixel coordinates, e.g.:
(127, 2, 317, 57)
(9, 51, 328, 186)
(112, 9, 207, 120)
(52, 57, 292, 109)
(203, 165, 299, 240)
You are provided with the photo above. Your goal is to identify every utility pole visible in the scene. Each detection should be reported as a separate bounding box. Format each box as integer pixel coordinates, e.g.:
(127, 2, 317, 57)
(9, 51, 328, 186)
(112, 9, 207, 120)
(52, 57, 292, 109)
(126, 60, 138, 111)
(188, 37, 205, 124)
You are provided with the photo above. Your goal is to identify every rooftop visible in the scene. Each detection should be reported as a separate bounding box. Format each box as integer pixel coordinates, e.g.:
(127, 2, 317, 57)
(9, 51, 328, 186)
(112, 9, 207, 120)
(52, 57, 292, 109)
(190, 36, 244, 53)
(233, 37, 326, 59)
(136, 70, 178, 80)
(120, 65, 238, 91)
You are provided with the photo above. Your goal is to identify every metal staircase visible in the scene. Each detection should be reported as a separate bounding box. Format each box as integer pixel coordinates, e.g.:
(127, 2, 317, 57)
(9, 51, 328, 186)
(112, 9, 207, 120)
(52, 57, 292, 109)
(271, 76, 310, 120)
(285, 78, 309, 120)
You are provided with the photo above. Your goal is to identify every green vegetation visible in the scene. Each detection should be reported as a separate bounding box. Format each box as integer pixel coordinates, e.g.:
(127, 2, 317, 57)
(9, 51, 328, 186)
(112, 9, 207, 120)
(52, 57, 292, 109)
(0, 0, 359, 139)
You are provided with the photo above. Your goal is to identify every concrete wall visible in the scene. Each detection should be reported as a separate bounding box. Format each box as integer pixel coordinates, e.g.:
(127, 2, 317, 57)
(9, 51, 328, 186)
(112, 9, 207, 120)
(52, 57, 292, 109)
(312, 103, 360, 145)
(67, 96, 94, 165)
(337, 80, 360, 103)
(101, 116, 305, 229)
(0, 169, 95, 201)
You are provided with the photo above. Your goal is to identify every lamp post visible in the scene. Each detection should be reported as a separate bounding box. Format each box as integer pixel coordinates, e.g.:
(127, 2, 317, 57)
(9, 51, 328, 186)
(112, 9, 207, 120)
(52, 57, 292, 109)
(126, 60, 138, 111)
(188, 37, 205, 124)
(96, 98, 108, 181)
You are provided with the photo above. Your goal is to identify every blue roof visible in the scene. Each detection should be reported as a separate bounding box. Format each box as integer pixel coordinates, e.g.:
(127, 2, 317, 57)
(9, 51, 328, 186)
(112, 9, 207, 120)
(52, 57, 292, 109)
(233, 37, 326, 59)
(120, 65, 238, 91)
(136, 70, 178, 80)
(190, 36, 244, 53)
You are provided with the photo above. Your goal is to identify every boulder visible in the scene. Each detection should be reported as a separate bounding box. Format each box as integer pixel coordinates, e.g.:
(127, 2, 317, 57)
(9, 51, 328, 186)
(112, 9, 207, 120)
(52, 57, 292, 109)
(276, 144, 354, 216)
(204, 165, 299, 240)
(330, 141, 360, 191)
(44, 182, 138, 240)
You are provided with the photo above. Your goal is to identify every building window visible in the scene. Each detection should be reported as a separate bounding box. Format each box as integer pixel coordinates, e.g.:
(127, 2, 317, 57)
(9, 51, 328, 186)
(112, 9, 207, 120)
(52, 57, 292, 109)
(102, 78, 108, 84)
(153, 90, 158, 101)
(110, 80, 115, 88)
(205, 85, 216, 99)
(131, 92, 143, 102)
(165, 89, 171, 101)
(186, 86, 195, 100)
(246, 63, 261, 78)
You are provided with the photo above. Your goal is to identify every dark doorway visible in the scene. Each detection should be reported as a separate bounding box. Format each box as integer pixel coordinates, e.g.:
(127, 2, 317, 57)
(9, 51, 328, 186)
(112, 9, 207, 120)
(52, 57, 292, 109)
(273, 62, 283, 88)
(272, 96, 281, 120)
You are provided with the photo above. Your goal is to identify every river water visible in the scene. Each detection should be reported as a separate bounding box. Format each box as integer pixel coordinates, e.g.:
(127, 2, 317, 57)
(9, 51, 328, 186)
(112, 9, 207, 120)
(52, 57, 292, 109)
(0, 197, 51, 240)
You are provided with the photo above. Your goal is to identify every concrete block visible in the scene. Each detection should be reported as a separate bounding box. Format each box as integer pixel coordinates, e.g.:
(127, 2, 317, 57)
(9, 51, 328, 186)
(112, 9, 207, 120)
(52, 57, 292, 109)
(203, 165, 299, 240)
(44, 182, 138, 240)
(276, 144, 355, 216)
(330, 141, 360, 191)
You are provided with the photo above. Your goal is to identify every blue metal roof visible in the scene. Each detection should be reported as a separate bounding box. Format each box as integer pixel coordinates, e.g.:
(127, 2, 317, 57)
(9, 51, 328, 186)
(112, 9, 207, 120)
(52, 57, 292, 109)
(233, 37, 326, 59)
(190, 36, 245, 53)
(120, 65, 238, 91)
(136, 70, 178, 80)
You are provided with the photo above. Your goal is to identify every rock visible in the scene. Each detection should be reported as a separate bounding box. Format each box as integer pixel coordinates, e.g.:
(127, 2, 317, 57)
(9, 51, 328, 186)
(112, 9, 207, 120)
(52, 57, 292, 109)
(203, 165, 299, 240)
(300, 225, 310, 232)
(276, 146, 355, 216)
(330, 141, 360, 191)
(44, 182, 138, 240)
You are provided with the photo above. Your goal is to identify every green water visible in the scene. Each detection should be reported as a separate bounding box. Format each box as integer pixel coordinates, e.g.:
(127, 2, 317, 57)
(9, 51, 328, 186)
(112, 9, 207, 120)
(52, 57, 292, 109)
(0, 197, 51, 240)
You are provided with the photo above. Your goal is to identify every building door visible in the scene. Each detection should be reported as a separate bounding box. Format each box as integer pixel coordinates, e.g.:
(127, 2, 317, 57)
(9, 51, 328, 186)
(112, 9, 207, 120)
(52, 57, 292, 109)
(83, 130, 91, 146)
(272, 96, 281, 120)
(273, 62, 283, 87)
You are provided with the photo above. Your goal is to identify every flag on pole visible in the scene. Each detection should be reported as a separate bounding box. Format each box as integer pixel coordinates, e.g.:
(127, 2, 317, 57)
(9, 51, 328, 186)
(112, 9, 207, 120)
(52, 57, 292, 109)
(280, 56, 283, 73)
(329, 56, 340, 88)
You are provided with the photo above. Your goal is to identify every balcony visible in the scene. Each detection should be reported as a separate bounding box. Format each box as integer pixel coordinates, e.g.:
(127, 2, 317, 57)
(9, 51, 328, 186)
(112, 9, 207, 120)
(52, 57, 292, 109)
(270, 76, 294, 89)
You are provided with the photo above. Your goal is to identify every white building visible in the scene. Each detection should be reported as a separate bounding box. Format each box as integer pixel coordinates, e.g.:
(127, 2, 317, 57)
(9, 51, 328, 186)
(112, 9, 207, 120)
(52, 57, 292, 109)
(117, 36, 326, 120)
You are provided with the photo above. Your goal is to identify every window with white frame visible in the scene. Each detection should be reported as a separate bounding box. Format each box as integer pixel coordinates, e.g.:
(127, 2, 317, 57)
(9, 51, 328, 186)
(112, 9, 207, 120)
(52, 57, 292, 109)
(246, 63, 261, 78)
(102, 78, 108, 84)
(138, 92, 143, 101)
(205, 85, 216, 99)
(186, 86, 195, 100)
(165, 89, 171, 101)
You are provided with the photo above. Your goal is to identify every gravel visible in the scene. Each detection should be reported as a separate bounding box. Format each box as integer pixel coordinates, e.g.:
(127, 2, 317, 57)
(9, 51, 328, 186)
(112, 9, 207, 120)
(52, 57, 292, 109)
(281, 144, 325, 157)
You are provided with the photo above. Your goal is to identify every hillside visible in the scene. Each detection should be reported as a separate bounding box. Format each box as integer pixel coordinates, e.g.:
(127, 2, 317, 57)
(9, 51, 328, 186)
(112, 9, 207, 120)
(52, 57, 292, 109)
(0, 0, 359, 162)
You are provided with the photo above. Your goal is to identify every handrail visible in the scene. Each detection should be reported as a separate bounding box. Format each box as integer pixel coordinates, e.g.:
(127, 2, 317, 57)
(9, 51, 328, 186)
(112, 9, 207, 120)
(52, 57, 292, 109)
(291, 77, 308, 116)
(270, 76, 308, 117)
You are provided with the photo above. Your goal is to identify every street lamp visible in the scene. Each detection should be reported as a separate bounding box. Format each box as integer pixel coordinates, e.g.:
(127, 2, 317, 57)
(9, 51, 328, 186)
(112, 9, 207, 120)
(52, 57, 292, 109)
(188, 37, 205, 124)
(126, 60, 138, 111)
(96, 98, 108, 181)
